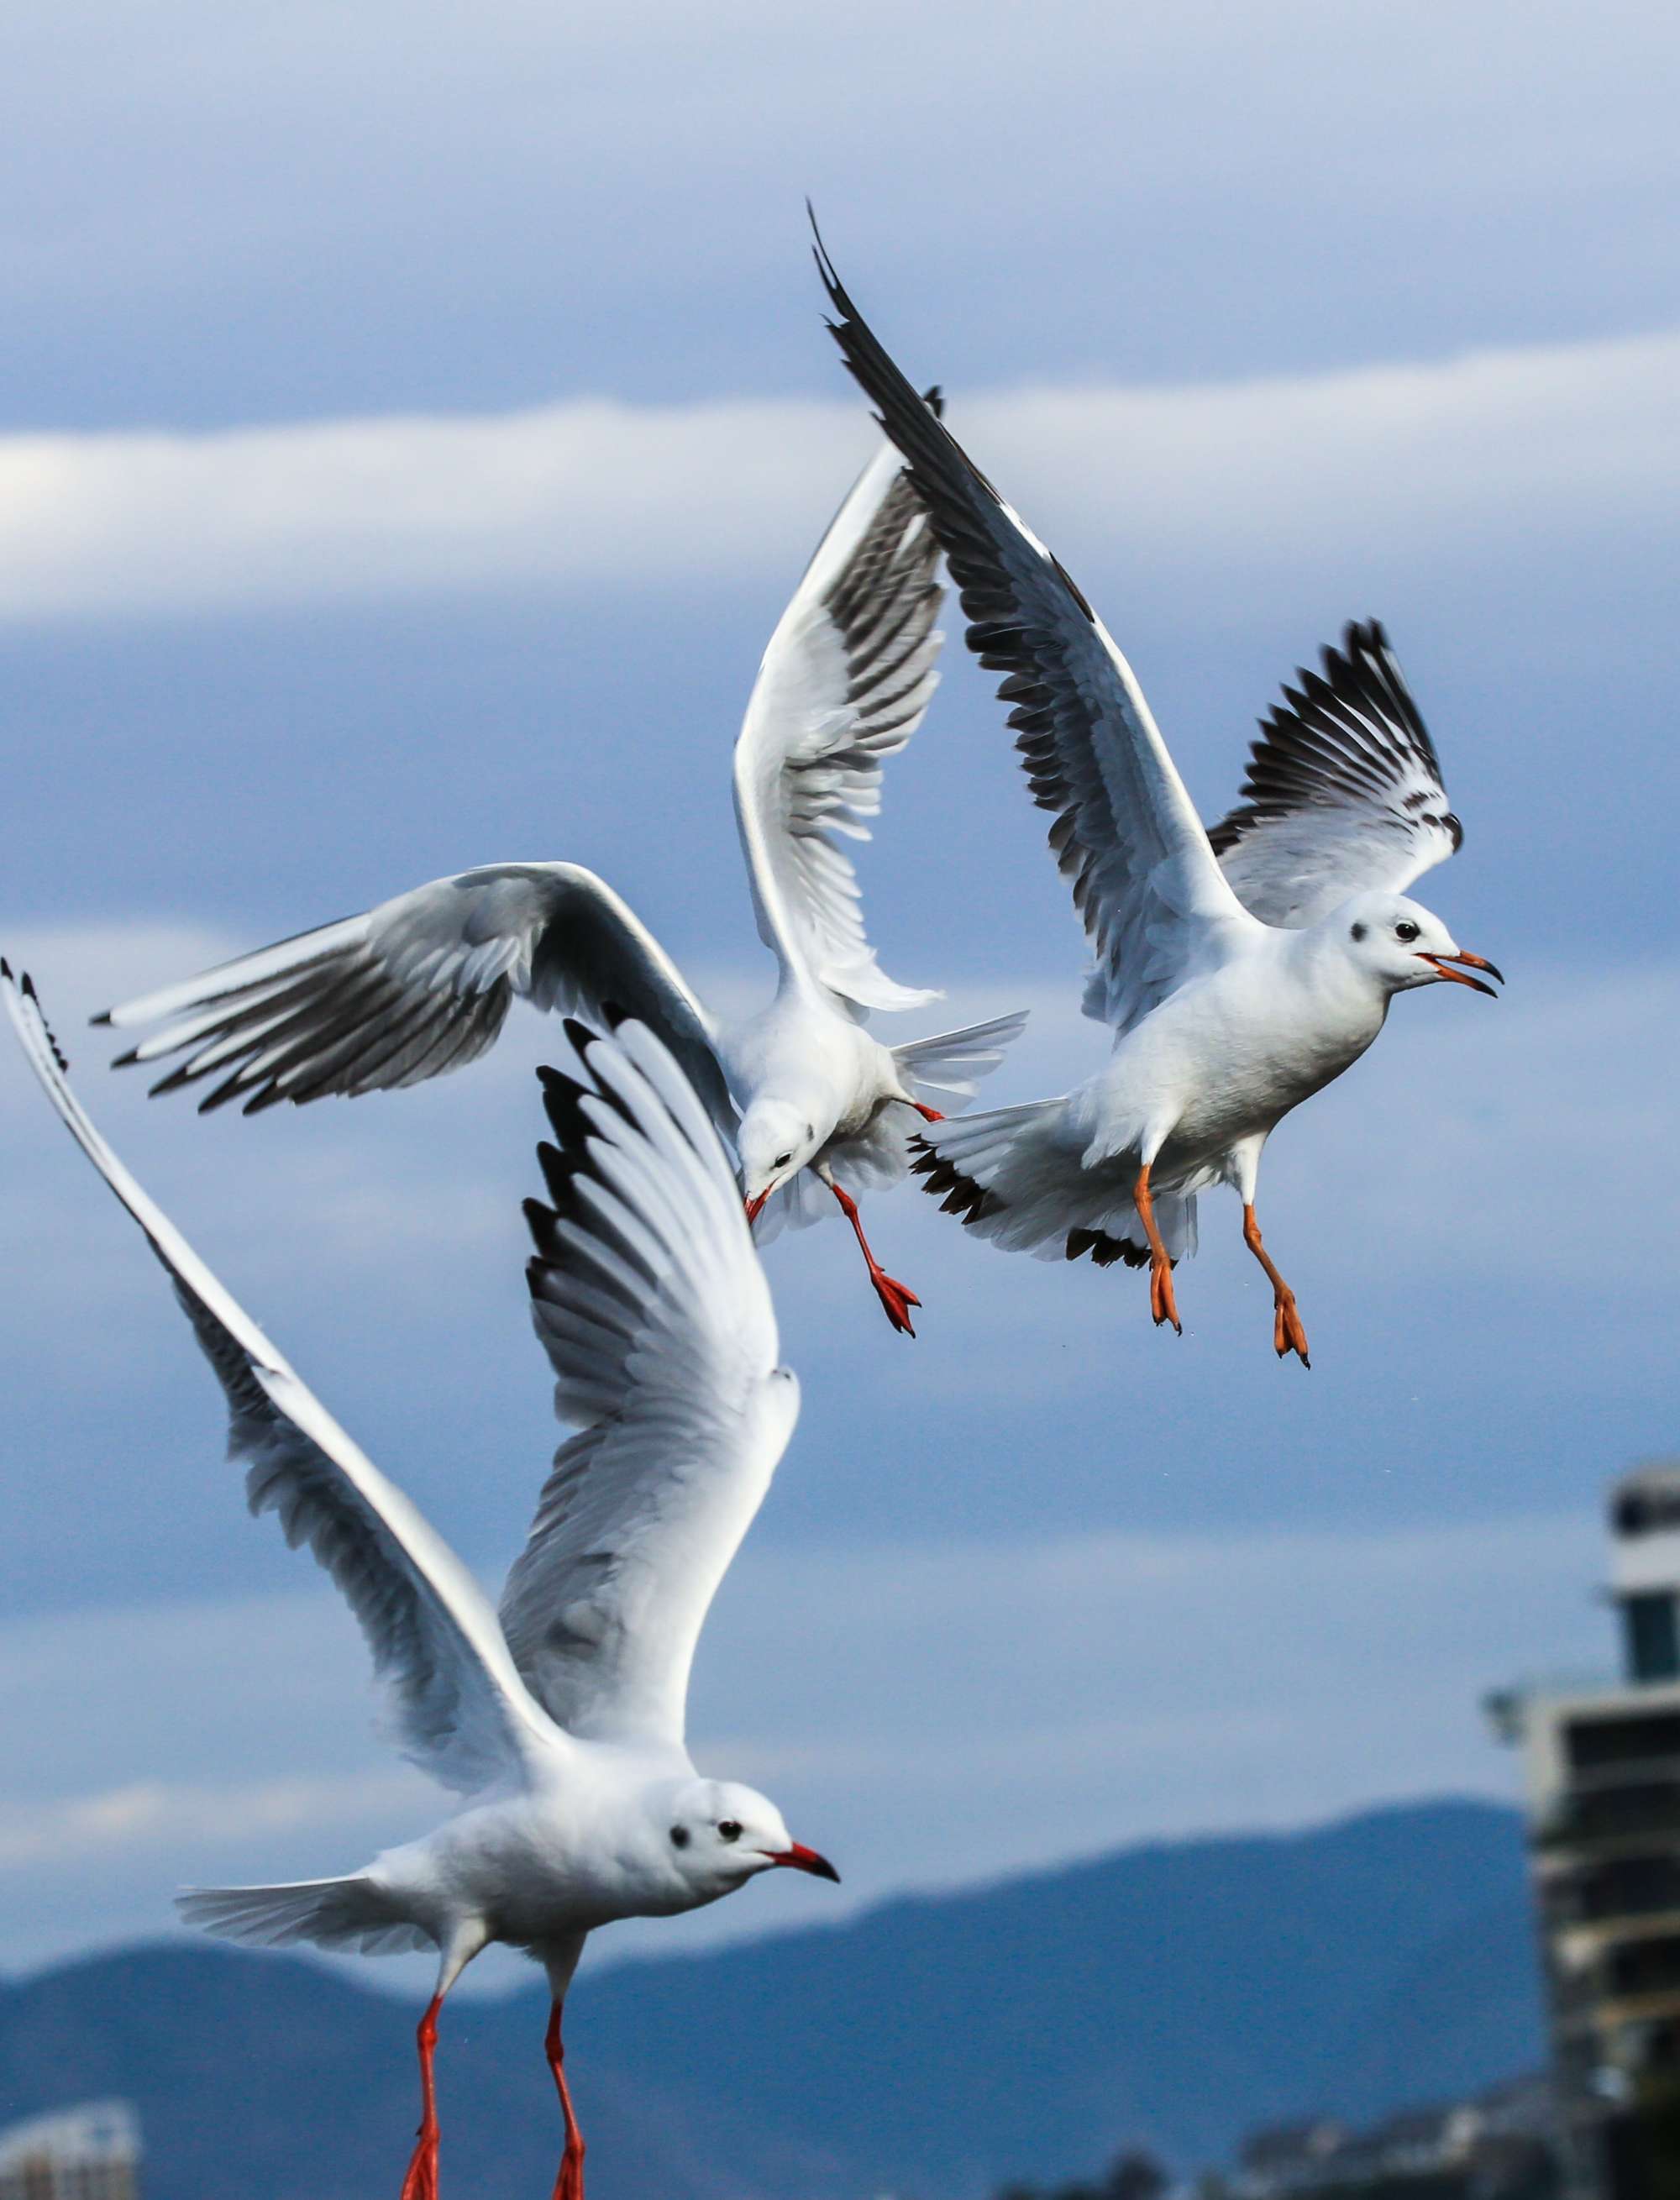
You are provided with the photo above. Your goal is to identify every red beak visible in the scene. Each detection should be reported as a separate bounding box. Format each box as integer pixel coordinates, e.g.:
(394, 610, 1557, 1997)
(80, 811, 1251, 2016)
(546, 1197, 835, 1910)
(765, 1842, 840, 1883)
(1420, 949, 1504, 998)
(743, 1190, 769, 1225)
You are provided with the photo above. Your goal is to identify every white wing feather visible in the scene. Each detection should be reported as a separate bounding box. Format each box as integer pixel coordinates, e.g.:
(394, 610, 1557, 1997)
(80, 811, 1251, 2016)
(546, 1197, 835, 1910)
(732, 428, 944, 1016)
(97, 863, 734, 1131)
(500, 1018, 797, 1747)
(3, 963, 563, 1797)
(1210, 619, 1464, 928)
(816, 246, 1261, 1038)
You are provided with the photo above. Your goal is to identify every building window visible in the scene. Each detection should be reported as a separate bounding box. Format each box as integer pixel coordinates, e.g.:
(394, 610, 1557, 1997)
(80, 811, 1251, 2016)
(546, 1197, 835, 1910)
(1626, 1594, 1680, 1683)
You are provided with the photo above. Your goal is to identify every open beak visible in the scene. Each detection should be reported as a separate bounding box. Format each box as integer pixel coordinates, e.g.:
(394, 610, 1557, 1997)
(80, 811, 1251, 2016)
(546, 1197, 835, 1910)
(1420, 949, 1504, 998)
(765, 1842, 840, 1883)
(743, 1190, 769, 1225)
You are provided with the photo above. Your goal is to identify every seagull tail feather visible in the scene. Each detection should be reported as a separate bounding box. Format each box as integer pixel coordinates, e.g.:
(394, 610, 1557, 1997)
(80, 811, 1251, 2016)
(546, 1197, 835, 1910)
(176, 1875, 431, 1957)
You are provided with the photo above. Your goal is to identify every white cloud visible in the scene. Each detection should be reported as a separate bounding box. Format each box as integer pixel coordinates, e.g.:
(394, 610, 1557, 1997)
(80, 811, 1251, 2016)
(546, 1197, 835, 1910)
(0, 1771, 423, 1872)
(0, 328, 1672, 622)
(0, 1503, 1605, 1975)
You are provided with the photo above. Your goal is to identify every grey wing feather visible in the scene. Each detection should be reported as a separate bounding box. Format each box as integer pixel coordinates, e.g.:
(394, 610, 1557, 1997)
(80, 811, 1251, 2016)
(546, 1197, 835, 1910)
(501, 1019, 796, 1747)
(1210, 620, 1463, 928)
(4, 966, 560, 1797)
(97, 863, 735, 1133)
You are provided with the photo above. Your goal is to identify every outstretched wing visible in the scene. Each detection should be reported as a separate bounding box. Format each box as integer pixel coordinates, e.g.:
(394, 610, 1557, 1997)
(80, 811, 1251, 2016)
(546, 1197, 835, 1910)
(500, 1017, 797, 1749)
(814, 232, 1259, 1037)
(96, 863, 734, 1132)
(4, 964, 562, 1797)
(732, 423, 945, 1016)
(1210, 620, 1464, 928)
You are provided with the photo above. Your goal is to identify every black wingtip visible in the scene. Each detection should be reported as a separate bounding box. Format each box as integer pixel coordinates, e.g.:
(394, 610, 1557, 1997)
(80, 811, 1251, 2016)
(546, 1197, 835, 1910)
(0, 957, 10, 982)
(560, 1016, 599, 1060)
(599, 1000, 628, 1032)
(920, 384, 944, 417)
(89, 1009, 112, 1026)
(14, 969, 71, 1071)
(806, 202, 846, 310)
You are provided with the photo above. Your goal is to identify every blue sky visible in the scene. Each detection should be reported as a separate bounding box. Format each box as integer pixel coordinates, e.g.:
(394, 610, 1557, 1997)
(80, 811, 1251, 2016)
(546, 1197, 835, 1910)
(0, 0, 1677, 1979)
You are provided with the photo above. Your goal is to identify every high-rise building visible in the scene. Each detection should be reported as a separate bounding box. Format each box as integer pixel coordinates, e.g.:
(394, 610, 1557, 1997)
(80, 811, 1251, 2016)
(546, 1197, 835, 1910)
(1488, 1463, 1680, 2200)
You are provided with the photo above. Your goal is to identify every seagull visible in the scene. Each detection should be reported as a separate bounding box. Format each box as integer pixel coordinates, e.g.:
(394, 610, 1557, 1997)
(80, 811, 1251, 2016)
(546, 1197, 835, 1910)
(94, 423, 1026, 1336)
(5, 964, 837, 2200)
(812, 233, 1502, 1364)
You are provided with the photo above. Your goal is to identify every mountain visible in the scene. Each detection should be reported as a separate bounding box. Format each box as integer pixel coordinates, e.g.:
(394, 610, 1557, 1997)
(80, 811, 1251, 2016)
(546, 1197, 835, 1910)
(0, 1798, 1544, 2200)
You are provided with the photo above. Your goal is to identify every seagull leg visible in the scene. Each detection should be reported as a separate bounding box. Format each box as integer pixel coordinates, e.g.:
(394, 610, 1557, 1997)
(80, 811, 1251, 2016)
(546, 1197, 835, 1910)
(1131, 1164, 1182, 1336)
(1242, 1205, 1310, 1368)
(545, 1999, 587, 2200)
(907, 1100, 944, 1123)
(398, 1995, 444, 2200)
(827, 1176, 920, 1336)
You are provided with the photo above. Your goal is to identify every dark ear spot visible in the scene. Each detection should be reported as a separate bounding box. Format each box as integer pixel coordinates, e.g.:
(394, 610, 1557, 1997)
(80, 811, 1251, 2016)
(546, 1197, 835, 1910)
(1351, 921, 1367, 942)
(669, 1825, 690, 1848)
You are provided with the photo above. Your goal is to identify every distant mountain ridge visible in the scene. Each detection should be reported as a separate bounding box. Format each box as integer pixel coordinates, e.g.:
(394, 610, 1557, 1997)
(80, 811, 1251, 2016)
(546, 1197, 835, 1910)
(0, 1799, 1543, 2200)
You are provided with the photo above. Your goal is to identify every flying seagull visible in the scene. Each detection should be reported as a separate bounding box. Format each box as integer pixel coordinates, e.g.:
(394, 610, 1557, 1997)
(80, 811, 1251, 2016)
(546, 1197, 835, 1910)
(6, 965, 837, 2200)
(96, 422, 1026, 1336)
(812, 230, 1501, 1364)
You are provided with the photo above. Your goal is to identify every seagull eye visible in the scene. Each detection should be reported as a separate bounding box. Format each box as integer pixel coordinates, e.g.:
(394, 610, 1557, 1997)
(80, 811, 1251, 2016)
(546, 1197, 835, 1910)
(773, 1153, 792, 1169)
(1394, 920, 1421, 944)
(669, 1825, 690, 1849)
(717, 1819, 743, 1843)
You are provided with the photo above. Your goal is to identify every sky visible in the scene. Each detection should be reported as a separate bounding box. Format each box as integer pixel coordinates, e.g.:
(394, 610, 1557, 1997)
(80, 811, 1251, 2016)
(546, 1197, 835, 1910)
(1, 0, 1677, 1987)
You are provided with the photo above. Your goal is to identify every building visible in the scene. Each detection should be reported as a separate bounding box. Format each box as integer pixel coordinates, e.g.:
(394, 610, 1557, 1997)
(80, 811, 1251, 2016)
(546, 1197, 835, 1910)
(1233, 2074, 1558, 2200)
(0, 2101, 140, 2200)
(1488, 1463, 1680, 2200)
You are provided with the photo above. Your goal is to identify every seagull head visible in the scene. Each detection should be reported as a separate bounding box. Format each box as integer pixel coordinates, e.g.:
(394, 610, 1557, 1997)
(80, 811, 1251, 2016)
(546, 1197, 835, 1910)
(1339, 892, 1504, 1000)
(661, 1777, 839, 1900)
(738, 1100, 820, 1222)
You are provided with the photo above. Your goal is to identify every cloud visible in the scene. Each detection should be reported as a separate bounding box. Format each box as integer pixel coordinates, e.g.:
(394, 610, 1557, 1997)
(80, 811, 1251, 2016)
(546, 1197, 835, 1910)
(0, 328, 1672, 622)
(0, 1503, 1606, 1975)
(0, 1771, 423, 1872)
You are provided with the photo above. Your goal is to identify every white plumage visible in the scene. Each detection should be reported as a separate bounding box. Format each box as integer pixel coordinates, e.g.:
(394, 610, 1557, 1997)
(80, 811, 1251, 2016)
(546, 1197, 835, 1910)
(818, 236, 1502, 1363)
(97, 426, 1026, 1333)
(5, 964, 837, 2200)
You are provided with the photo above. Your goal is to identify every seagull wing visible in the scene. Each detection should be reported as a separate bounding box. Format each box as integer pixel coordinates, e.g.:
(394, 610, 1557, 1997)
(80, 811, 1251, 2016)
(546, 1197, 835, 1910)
(732, 423, 945, 1016)
(4, 964, 564, 1797)
(1210, 620, 1464, 928)
(96, 863, 735, 1132)
(815, 236, 1259, 1037)
(499, 1017, 797, 1749)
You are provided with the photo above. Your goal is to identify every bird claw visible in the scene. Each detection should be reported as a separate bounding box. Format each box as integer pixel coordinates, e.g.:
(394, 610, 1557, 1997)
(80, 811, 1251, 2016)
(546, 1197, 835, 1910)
(551, 2146, 586, 2200)
(1272, 1292, 1310, 1368)
(870, 1270, 921, 1337)
(399, 2142, 439, 2200)
(1148, 1257, 1182, 1336)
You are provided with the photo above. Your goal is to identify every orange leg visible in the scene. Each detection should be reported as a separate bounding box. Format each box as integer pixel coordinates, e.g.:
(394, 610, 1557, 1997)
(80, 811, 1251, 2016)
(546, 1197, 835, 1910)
(545, 1999, 587, 2200)
(398, 1995, 443, 2200)
(1131, 1164, 1182, 1335)
(830, 1180, 921, 1336)
(1242, 1204, 1310, 1368)
(908, 1101, 944, 1123)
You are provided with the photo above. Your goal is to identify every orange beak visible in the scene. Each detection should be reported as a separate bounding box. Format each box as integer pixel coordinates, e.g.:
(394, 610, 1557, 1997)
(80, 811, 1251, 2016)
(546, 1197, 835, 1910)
(1420, 949, 1504, 998)
(765, 1842, 840, 1883)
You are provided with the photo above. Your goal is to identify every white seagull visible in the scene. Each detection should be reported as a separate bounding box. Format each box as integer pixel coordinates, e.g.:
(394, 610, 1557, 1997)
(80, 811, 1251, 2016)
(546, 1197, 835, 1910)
(6, 965, 837, 2200)
(814, 236, 1502, 1364)
(95, 422, 1026, 1336)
